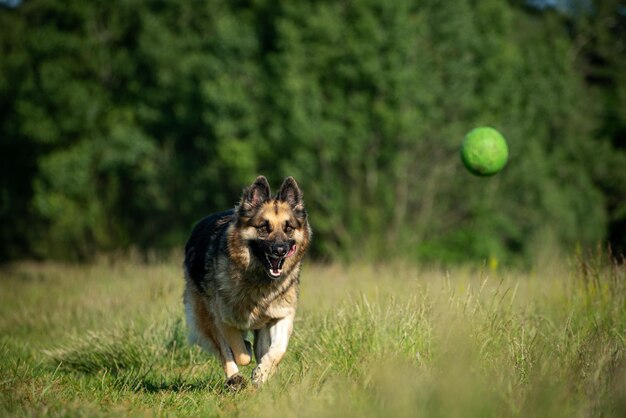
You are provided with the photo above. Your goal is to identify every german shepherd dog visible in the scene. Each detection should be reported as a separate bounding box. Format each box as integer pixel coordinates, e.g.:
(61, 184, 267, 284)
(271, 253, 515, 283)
(183, 176, 311, 389)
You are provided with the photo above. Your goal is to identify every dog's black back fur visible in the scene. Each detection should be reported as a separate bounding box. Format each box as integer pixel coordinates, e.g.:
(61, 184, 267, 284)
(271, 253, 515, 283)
(184, 209, 235, 293)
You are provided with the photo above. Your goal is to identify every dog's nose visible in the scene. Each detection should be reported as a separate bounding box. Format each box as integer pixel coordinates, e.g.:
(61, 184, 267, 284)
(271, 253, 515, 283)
(271, 243, 288, 257)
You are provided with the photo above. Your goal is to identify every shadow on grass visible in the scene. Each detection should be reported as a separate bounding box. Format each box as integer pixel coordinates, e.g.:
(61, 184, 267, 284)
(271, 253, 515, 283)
(43, 320, 234, 395)
(134, 372, 226, 394)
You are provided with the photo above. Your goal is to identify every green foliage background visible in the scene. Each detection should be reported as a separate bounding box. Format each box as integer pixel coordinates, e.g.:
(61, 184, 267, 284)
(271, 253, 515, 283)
(1, 0, 625, 263)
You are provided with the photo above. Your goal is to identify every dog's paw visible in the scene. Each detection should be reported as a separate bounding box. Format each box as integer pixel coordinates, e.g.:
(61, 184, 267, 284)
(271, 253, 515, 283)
(251, 365, 269, 387)
(225, 373, 246, 391)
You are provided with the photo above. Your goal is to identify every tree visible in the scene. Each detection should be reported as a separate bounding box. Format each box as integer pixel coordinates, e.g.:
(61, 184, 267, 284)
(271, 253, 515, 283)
(0, 0, 621, 263)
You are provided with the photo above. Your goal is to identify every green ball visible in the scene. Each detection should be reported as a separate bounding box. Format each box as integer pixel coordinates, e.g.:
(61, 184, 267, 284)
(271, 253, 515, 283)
(460, 127, 509, 176)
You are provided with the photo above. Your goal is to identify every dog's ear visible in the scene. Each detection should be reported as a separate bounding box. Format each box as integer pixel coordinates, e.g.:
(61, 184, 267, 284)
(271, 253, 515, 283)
(278, 177, 306, 220)
(239, 176, 271, 218)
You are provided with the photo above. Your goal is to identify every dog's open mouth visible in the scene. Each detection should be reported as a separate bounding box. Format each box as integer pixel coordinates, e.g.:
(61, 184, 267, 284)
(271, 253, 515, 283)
(265, 244, 297, 278)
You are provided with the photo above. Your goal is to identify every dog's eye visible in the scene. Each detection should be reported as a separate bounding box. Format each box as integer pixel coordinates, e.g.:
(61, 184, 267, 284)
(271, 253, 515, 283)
(284, 225, 294, 234)
(257, 224, 270, 234)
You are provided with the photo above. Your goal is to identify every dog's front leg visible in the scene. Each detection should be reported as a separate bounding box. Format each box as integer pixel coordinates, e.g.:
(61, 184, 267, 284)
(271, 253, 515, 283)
(216, 322, 253, 390)
(252, 314, 294, 386)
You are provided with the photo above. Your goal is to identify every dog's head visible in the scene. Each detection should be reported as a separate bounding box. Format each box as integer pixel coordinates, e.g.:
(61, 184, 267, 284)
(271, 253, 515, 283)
(235, 176, 310, 280)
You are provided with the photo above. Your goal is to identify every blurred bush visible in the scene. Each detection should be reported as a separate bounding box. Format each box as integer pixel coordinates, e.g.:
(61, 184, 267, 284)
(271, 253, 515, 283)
(1, 0, 624, 264)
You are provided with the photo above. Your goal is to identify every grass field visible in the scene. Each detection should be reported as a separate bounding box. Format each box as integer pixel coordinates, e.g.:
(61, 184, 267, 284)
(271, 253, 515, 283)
(1, 254, 625, 417)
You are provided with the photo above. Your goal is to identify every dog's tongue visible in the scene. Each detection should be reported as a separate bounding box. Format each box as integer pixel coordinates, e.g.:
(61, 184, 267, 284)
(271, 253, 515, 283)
(269, 257, 281, 271)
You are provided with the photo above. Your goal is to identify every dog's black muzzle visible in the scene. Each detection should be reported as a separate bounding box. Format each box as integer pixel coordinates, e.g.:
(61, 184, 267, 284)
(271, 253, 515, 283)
(250, 239, 297, 279)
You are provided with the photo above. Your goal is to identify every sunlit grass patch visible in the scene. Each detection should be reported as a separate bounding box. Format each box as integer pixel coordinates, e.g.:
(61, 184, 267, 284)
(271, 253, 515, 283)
(1, 256, 625, 416)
